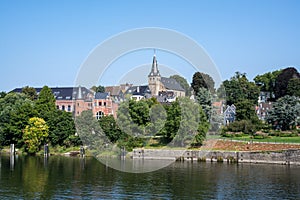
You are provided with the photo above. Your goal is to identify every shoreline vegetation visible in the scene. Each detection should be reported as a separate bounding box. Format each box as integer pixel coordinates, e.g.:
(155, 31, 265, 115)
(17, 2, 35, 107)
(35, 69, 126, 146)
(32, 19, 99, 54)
(1, 68, 299, 158)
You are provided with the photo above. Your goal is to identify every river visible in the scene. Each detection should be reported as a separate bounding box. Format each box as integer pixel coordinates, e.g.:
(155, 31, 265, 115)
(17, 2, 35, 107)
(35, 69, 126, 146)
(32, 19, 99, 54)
(0, 155, 299, 199)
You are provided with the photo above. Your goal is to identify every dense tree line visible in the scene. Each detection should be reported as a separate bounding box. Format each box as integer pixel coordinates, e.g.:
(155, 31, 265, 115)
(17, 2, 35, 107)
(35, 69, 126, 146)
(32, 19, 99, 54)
(222, 67, 300, 134)
(0, 86, 79, 154)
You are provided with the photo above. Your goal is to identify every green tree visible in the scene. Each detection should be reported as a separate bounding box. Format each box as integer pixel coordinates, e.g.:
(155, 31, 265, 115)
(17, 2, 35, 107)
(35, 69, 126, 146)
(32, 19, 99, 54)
(223, 72, 259, 105)
(22, 86, 38, 101)
(75, 110, 110, 154)
(169, 97, 209, 147)
(0, 93, 36, 147)
(159, 100, 181, 143)
(235, 99, 259, 123)
(287, 78, 300, 97)
(191, 72, 215, 94)
(274, 67, 300, 99)
(99, 115, 123, 143)
(47, 110, 76, 146)
(0, 91, 6, 99)
(254, 69, 281, 99)
(91, 85, 105, 93)
(23, 117, 49, 154)
(267, 95, 300, 130)
(195, 87, 213, 120)
(35, 86, 56, 121)
(170, 75, 191, 96)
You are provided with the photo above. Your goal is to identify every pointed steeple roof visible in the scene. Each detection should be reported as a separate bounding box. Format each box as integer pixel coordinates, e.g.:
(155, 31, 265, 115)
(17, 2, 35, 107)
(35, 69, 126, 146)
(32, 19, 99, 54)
(148, 53, 160, 77)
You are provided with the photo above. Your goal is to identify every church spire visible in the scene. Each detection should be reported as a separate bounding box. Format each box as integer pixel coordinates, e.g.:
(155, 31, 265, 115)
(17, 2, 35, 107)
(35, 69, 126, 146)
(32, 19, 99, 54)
(148, 50, 160, 77)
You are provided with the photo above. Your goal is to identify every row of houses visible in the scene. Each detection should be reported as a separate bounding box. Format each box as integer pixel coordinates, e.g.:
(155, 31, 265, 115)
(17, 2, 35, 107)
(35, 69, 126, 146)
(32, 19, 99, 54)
(12, 86, 118, 119)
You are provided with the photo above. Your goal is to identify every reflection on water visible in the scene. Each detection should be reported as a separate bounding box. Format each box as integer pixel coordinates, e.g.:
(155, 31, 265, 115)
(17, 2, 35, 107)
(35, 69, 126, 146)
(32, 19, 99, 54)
(98, 157, 175, 173)
(0, 155, 299, 199)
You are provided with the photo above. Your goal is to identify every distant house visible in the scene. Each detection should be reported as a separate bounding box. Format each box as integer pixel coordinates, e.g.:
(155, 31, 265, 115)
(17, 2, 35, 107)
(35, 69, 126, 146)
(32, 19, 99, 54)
(12, 86, 118, 119)
(124, 85, 152, 101)
(256, 102, 272, 121)
(105, 86, 124, 103)
(223, 104, 236, 125)
(93, 92, 118, 119)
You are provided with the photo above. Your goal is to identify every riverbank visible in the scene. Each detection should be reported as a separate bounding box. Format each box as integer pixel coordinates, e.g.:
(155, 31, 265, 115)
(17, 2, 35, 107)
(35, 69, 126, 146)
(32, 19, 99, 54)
(132, 148, 300, 165)
(131, 139, 300, 165)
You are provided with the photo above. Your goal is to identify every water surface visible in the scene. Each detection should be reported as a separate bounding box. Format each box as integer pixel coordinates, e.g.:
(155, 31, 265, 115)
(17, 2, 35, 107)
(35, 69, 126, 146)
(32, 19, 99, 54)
(0, 155, 299, 199)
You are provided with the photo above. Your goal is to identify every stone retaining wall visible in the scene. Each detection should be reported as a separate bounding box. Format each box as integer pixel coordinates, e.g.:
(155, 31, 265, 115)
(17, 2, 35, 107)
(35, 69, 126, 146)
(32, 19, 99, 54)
(132, 148, 300, 165)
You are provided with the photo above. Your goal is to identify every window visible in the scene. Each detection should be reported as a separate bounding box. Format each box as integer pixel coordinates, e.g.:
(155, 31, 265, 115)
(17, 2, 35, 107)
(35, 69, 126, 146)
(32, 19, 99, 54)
(62, 105, 65, 111)
(96, 111, 104, 120)
(104, 102, 106, 106)
(99, 102, 102, 106)
(68, 105, 71, 112)
(56, 105, 59, 109)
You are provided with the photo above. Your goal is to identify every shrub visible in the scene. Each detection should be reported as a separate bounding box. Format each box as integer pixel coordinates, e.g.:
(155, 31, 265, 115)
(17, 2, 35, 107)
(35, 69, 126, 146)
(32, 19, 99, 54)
(222, 120, 258, 135)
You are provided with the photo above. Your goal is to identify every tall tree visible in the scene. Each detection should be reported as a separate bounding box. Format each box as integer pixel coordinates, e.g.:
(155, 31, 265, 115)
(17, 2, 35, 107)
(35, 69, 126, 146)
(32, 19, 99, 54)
(23, 117, 49, 154)
(0, 91, 6, 99)
(267, 95, 300, 130)
(35, 86, 56, 120)
(287, 78, 300, 97)
(235, 99, 259, 123)
(170, 75, 191, 96)
(191, 72, 215, 94)
(223, 72, 259, 105)
(195, 87, 213, 120)
(254, 69, 281, 99)
(274, 67, 300, 99)
(47, 110, 76, 146)
(0, 93, 36, 147)
(22, 86, 38, 101)
(169, 97, 209, 147)
(99, 115, 123, 143)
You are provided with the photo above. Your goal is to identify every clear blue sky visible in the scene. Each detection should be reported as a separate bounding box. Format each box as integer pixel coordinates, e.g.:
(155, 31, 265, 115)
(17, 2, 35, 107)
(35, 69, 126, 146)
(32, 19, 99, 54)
(1, 0, 300, 92)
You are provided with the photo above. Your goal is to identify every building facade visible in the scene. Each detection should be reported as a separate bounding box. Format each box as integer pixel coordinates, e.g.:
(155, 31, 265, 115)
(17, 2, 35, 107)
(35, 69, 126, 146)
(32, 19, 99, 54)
(148, 54, 185, 97)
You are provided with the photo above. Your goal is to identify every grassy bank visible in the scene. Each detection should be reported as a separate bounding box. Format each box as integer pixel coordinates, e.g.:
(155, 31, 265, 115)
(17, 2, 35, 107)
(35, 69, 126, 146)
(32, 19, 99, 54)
(220, 135, 300, 144)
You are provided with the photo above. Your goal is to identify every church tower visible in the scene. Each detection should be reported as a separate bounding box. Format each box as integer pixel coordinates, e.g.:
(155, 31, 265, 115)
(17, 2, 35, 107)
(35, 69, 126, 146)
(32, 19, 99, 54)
(148, 53, 161, 96)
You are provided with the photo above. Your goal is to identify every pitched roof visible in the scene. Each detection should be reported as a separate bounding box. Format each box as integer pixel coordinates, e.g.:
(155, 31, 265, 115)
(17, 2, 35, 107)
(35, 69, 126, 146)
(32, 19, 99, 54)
(148, 55, 160, 77)
(11, 86, 92, 100)
(125, 85, 151, 96)
(105, 86, 122, 96)
(161, 77, 184, 91)
(95, 92, 109, 99)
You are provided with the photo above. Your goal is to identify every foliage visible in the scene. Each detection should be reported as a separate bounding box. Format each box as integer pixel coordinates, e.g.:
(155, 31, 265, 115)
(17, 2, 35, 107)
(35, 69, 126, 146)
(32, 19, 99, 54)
(274, 67, 300, 99)
(195, 87, 213, 120)
(170, 75, 191, 96)
(75, 110, 110, 154)
(35, 86, 56, 121)
(22, 86, 38, 101)
(23, 117, 49, 154)
(191, 72, 215, 94)
(222, 120, 258, 135)
(47, 110, 77, 146)
(235, 99, 260, 123)
(287, 78, 300, 97)
(254, 69, 281, 99)
(223, 72, 259, 105)
(0, 93, 37, 147)
(166, 97, 209, 147)
(267, 95, 300, 130)
(91, 85, 105, 93)
(99, 115, 123, 143)
(0, 91, 6, 99)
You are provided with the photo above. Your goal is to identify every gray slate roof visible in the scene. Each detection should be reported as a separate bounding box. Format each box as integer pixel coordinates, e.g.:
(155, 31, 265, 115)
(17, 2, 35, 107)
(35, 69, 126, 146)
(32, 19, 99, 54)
(11, 86, 92, 100)
(95, 92, 109, 99)
(161, 77, 184, 91)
